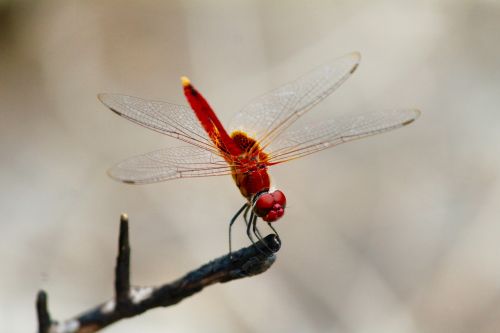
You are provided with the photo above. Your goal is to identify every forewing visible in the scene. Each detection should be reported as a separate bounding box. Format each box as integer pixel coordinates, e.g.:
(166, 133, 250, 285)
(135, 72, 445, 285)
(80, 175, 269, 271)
(98, 93, 219, 153)
(108, 146, 232, 184)
(229, 52, 360, 148)
(266, 109, 420, 164)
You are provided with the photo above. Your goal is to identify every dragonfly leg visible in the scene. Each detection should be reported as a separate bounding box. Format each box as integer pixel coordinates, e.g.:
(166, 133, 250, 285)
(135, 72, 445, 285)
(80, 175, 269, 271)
(249, 213, 271, 256)
(246, 211, 257, 246)
(267, 222, 282, 247)
(253, 218, 277, 254)
(252, 217, 263, 242)
(243, 204, 251, 227)
(229, 203, 249, 256)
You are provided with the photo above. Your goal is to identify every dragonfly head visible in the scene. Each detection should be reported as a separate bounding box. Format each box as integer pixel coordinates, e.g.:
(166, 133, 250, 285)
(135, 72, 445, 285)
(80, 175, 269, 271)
(253, 190, 286, 222)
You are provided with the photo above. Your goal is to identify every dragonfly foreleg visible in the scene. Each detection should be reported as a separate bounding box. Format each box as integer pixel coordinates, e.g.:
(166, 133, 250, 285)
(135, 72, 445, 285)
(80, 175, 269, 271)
(229, 203, 249, 256)
(243, 204, 251, 227)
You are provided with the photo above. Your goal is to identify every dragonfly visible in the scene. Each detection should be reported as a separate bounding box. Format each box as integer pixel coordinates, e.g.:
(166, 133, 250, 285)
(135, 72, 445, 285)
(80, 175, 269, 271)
(98, 52, 420, 253)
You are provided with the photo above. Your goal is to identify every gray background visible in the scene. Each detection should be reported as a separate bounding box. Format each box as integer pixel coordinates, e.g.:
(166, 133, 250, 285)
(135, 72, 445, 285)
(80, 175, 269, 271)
(1, 0, 500, 332)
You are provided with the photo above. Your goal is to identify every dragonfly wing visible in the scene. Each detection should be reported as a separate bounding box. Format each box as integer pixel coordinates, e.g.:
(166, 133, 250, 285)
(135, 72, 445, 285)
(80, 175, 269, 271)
(98, 93, 219, 154)
(108, 146, 232, 184)
(229, 52, 360, 148)
(266, 109, 420, 164)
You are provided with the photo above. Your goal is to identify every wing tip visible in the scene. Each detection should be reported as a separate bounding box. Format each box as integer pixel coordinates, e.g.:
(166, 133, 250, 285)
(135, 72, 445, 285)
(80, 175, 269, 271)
(347, 51, 361, 73)
(402, 109, 422, 126)
(402, 118, 415, 126)
(98, 94, 123, 115)
(107, 168, 138, 185)
(97, 93, 106, 102)
(351, 51, 361, 60)
(97, 93, 123, 115)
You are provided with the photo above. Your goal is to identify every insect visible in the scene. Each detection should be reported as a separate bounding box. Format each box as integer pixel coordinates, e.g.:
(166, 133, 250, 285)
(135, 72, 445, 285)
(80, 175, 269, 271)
(98, 52, 420, 252)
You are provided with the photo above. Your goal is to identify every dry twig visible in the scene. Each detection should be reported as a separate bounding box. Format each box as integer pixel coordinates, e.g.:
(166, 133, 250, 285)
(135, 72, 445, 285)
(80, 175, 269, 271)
(36, 214, 280, 333)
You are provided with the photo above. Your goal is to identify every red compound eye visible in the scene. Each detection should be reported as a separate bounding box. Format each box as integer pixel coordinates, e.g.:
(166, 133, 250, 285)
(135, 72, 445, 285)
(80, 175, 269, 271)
(254, 193, 274, 217)
(272, 190, 286, 207)
(264, 210, 278, 222)
(254, 190, 287, 222)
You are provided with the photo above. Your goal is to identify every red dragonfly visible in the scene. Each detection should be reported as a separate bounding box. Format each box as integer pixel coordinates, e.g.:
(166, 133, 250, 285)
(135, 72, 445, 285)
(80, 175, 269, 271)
(98, 52, 419, 251)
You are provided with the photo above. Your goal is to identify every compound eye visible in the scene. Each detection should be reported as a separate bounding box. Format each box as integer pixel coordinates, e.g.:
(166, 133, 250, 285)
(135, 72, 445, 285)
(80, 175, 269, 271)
(253, 191, 286, 222)
(254, 193, 274, 217)
(264, 210, 278, 222)
(271, 190, 286, 207)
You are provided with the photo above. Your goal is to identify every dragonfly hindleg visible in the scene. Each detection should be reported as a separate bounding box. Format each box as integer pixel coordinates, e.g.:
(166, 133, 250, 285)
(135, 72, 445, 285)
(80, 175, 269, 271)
(266, 222, 282, 247)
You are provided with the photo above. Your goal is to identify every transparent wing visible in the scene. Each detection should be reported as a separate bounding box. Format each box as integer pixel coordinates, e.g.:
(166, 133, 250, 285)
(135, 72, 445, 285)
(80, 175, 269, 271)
(108, 146, 233, 184)
(266, 109, 420, 164)
(98, 93, 220, 154)
(229, 52, 360, 149)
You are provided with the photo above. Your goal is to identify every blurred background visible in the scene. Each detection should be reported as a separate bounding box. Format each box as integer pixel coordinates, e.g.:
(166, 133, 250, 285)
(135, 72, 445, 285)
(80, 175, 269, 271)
(1, 0, 500, 332)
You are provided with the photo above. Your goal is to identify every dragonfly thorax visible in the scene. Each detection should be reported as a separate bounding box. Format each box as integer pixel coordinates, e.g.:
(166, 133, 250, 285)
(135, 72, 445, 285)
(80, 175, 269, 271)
(229, 130, 287, 221)
(229, 131, 271, 198)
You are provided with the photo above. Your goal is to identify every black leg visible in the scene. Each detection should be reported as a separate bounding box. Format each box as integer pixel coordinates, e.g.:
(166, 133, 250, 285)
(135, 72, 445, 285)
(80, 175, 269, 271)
(246, 210, 257, 246)
(249, 198, 262, 241)
(229, 203, 249, 256)
(243, 204, 250, 227)
(253, 216, 263, 242)
(251, 215, 272, 255)
(267, 222, 282, 246)
(252, 217, 266, 242)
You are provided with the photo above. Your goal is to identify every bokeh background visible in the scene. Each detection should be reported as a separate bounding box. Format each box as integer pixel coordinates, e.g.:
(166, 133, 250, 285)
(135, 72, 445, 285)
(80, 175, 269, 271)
(2, 0, 500, 332)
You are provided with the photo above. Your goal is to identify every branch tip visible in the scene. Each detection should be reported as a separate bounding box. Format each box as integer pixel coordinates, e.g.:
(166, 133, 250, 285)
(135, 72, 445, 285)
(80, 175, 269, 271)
(115, 214, 131, 307)
(118, 215, 130, 250)
(36, 290, 51, 333)
(120, 213, 128, 223)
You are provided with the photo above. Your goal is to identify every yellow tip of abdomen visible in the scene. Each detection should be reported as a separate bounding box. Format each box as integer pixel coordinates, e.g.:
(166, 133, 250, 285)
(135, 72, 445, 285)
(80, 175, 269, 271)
(180, 76, 191, 87)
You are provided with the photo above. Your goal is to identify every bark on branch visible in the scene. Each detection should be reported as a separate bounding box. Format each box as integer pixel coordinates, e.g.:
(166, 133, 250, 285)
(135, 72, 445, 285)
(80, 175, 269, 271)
(36, 214, 280, 333)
